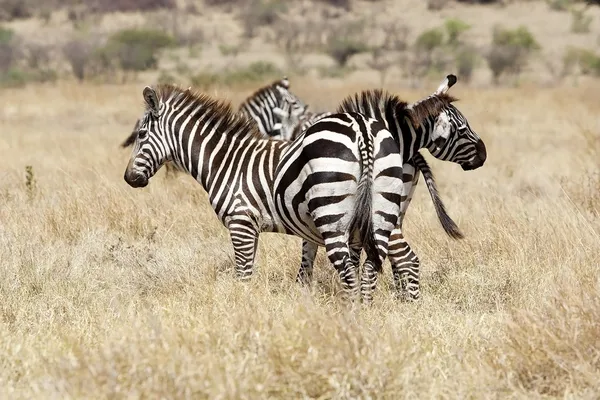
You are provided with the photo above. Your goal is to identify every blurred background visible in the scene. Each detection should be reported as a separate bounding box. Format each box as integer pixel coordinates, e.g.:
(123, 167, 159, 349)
(1, 0, 600, 91)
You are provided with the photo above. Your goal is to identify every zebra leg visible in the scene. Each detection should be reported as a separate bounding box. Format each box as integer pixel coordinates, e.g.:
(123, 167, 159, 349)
(388, 229, 420, 301)
(296, 244, 360, 287)
(360, 242, 389, 305)
(324, 240, 359, 302)
(296, 240, 318, 285)
(228, 219, 259, 281)
(360, 260, 379, 304)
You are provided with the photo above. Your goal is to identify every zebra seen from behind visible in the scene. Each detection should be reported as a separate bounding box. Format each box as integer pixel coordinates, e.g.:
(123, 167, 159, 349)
(123, 84, 405, 303)
(294, 75, 487, 301)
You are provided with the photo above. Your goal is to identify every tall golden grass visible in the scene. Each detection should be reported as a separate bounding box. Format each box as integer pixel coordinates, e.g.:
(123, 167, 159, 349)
(0, 79, 599, 398)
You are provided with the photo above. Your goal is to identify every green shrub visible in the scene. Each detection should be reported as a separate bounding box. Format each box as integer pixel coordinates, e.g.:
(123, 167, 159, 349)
(190, 62, 282, 89)
(445, 18, 471, 46)
(546, 0, 572, 11)
(0, 0, 33, 22)
(571, 8, 592, 34)
(415, 28, 444, 52)
(0, 25, 13, 43)
(563, 47, 600, 76)
(99, 29, 175, 72)
(0, 26, 19, 73)
(492, 26, 539, 51)
(456, 45, 478, 82)
(486, 25, 540, 83)
(0, 68, 28, 87)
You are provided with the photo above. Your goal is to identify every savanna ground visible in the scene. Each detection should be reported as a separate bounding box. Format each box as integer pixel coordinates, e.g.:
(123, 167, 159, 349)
(0, 77, 599, 398)
(1, 0, 600, 398)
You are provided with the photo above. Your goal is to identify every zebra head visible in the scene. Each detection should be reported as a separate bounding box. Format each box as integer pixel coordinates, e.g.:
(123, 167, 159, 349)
(272, 95, 309, 141)
(410, 75, 487, 171)
(124, 86, 170, 188)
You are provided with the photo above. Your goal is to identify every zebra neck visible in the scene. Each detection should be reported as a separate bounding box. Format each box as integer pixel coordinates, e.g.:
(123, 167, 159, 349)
(397, 117, 433, 164)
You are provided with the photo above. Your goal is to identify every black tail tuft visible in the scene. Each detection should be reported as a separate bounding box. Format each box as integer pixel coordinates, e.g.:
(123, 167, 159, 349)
(412, 152, 464, 240)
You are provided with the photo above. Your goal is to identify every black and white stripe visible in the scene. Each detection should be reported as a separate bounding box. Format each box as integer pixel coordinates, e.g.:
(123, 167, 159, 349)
(237, 76, 306, 138)
(123, 84, 404, 303)
(295, 75, 487, 301)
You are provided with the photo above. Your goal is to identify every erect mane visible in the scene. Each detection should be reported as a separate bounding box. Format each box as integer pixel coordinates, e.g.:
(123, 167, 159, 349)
(238, 77, 290, 107)
(337, 89, 457, 128)
(153, 83, 263, 140)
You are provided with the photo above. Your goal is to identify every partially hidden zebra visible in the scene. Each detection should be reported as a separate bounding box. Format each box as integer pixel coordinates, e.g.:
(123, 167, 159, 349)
(237, 76, 307, 139)
(293, 75, 487, 301)
(272, 100, 333, 141)
(123, 84, 405, 302)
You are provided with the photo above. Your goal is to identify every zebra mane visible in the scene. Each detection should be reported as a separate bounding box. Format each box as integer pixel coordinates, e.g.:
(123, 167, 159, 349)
(238, 77, 290, 108)
(152, 84, 263, 140)
(337, 89, 457, 128)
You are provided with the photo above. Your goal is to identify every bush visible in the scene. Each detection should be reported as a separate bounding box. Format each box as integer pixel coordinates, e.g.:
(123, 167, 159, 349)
(0, 26, 19, 72)
(563, 47, 600, 76)
(486, 25, 540, 83)
(326, 38, 368, 67)
(190, 62, 282, 89)
(324, 20, 369, 67)
(456, 45, 478, 82)
(0, 0, 32, 22)
(314, 0, 351, 9)
(546, 0, 572, 11)
(0, 68, 27, 87)
(571, 8, 592, 34)
(445, 18, 471, 46)
(63, 38, 97, 81)
(427, 0, 449, 10)
(412, 28, 447, 76)
(415, 28, 444, 52)
(99, 29, 175, 72)
(90, 0, 176, 13)
(239, 0, 286, 38)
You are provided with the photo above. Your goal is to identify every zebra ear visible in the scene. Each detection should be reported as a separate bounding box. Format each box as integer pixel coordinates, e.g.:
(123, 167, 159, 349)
(434, 74, 458, 95)
(431, 111, 451, 147)
(143, 86, 160, 117)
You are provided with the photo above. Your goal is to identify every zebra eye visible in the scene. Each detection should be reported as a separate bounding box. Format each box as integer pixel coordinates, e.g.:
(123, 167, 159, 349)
(138, 128, 148, 139)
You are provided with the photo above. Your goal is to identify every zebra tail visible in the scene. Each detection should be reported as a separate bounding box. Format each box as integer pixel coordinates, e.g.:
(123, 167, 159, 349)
(346, 133, 381, 272)
(412, 152, 464, 240)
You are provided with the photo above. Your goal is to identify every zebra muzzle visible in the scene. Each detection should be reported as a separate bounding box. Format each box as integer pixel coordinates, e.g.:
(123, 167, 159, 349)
(124, 171, 148, 188)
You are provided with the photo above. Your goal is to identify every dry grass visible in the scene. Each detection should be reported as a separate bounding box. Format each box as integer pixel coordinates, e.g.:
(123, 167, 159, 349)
(0, 77, 599, 399)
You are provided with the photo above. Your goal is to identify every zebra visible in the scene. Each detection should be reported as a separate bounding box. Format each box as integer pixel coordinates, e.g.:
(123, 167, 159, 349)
(294, 75, 487, 301)
(271, 83, 465, 295)
(123, 84, 405, 303)
(237, 76, 307, 139)
(272, 100, 334, 141)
